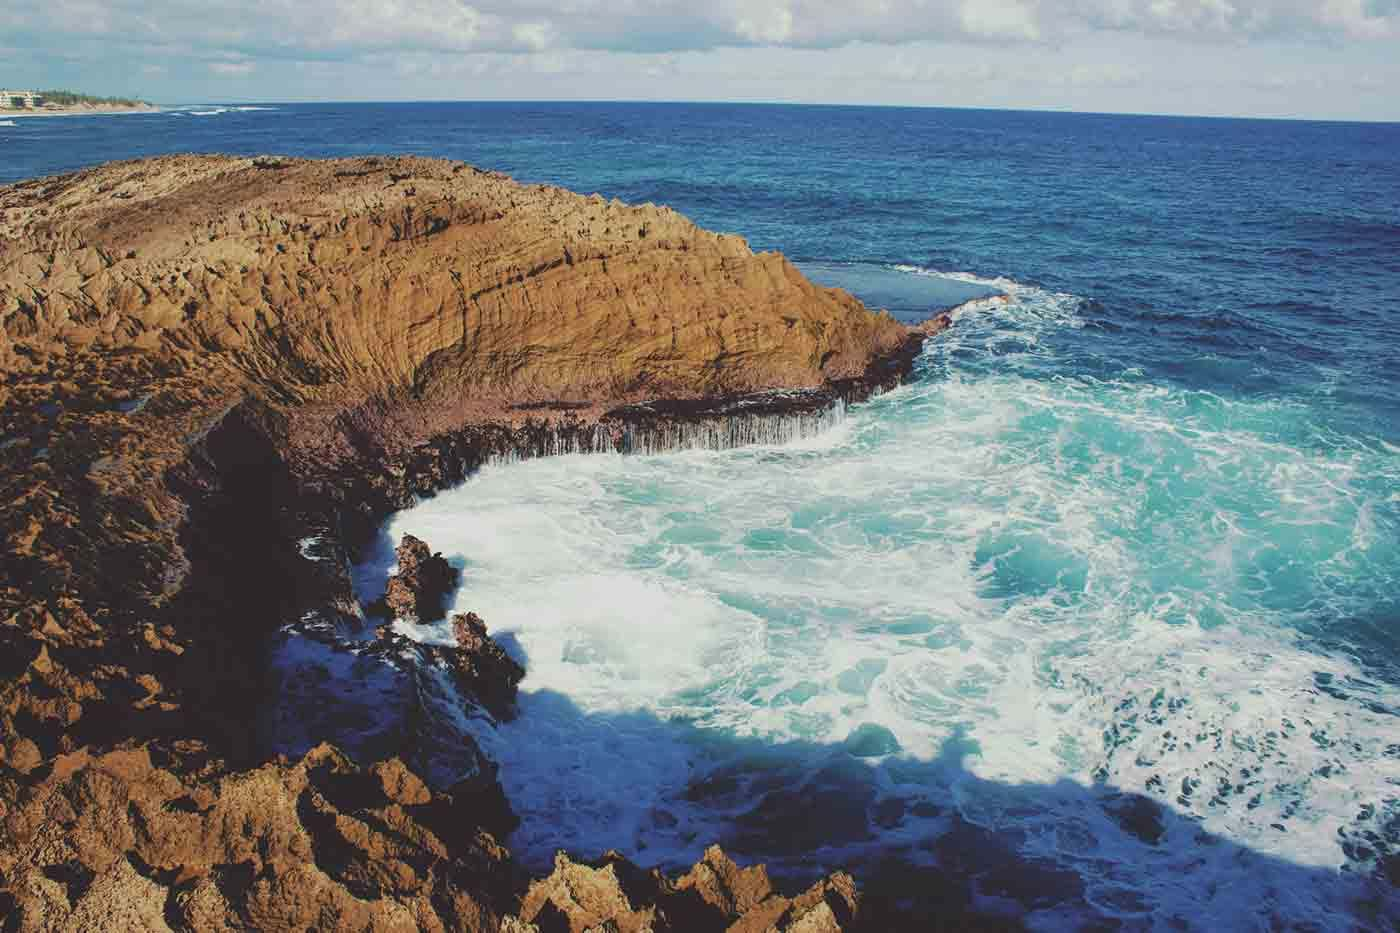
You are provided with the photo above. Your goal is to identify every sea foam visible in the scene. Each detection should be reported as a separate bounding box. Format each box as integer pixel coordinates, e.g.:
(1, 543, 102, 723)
(359, 273, 1400, 929)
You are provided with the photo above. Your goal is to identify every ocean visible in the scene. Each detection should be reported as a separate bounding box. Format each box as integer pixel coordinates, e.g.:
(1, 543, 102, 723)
(6, 102, 1399, 930)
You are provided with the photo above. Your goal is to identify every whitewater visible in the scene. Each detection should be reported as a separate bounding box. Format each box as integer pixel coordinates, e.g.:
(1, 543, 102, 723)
(358, 270, 1400, 931)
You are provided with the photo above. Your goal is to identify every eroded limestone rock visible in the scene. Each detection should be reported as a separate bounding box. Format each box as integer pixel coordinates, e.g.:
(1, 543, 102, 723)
(382, 534, 459, 623)
(511, 846, 860, 933)
(1, 744, 518, 932)
(451, 611, 526, 720)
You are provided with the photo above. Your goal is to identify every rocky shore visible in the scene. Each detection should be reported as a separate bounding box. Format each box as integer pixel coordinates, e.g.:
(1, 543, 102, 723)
(0, 154, 956, 930)
(2, 103, 159, 119)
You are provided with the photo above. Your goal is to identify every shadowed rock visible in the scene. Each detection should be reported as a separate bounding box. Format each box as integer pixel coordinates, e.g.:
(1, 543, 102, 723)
(511, 846, 859, 933)
(381, 534, 458, 623)
(452, 611, 526, 720)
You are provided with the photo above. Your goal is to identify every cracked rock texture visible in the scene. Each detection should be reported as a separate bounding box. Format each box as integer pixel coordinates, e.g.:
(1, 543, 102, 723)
(1, 743, 519, 931)
(509, 846, 859, 933)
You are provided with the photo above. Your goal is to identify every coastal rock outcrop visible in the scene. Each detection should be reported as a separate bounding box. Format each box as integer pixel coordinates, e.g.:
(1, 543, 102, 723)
(451, 612, 526, 720)
(273, 527, 522, 797)
(1, 743, 520, 931)
(510, 846, 859, 933)
(380, 534, 459, 623)
(0, 154, 951, 930)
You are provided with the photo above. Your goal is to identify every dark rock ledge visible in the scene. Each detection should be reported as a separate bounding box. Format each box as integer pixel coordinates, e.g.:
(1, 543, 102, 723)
(263, 325, 953, 930)
(2, 317, 950, 933)
(3, 373, 951, 930)
(268, 321, 942, 778)
(65, 327, 930, 933)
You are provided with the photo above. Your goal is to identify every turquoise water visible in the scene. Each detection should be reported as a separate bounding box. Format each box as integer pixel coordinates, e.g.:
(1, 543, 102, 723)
(367, 272, 1400, 930)
(8, 102, 1399, 929)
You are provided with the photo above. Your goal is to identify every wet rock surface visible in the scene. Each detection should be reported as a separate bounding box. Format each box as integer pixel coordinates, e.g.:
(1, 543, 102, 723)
(270, 527, 520, 809)
(452, 612, 526, 720)
(0, 154, 950, 930)
(380, 534, 459, 623)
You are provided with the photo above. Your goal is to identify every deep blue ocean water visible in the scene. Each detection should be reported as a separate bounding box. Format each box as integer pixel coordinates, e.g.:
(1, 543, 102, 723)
(6, 103, 1400, 930)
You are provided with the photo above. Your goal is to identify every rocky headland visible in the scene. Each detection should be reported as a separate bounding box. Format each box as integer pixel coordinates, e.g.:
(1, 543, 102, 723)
(0, 154, 956, 930)
(2, 103, 160, 119)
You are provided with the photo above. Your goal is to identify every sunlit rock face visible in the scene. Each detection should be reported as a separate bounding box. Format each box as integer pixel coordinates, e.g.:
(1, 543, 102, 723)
(0, 155, 933, 930)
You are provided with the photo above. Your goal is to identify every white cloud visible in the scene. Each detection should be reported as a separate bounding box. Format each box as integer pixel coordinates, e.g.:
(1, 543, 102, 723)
(877, 50, 1145, 88)
(960, 0, 1041, 40)
(4, 0, 1396, 120)
(1319, 0, 1398, 37)
(318, 0, 485, 50)
(8, 0, 1397, 63)
(1063, 62, 1146, 86)
(881, 52, 998, 84)
(642, 54, 680, 78)
(512, 21, 558, 51)
(209, 60, 254, 76)
(735, 6, 796, 43)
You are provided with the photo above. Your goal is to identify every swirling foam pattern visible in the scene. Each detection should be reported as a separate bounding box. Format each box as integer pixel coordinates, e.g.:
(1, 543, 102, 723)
(367, 272, 1400, 930)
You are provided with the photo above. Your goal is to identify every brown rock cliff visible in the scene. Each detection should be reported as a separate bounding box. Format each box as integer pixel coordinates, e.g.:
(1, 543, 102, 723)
(0, 155, 950, 930)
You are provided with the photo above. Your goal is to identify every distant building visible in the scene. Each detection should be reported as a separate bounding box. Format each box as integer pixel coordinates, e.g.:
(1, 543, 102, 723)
(1, 90, 43, 108)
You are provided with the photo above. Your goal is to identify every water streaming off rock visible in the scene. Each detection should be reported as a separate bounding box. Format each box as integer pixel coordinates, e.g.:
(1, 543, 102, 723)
(477, 399, 852, 466)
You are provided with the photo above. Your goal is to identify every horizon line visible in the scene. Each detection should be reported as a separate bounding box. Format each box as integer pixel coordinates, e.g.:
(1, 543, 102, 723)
(153, 97, 1400, 127)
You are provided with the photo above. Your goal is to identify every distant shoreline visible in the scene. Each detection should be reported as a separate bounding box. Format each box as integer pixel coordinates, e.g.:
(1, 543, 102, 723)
(2, 103, 160, 119)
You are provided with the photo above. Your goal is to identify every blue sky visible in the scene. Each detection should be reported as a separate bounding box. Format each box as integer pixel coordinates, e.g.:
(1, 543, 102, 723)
(4, 0, 1398, 120)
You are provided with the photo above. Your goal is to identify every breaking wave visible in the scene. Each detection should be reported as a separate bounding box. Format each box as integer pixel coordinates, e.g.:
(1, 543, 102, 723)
(360, 270, 1400, 929)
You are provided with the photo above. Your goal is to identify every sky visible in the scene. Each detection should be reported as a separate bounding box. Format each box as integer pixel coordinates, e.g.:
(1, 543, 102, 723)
(3, 0, 1398, 121)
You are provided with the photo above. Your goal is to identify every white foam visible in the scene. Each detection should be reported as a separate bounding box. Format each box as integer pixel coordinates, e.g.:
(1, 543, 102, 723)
(356, 274, 1400, 925)
(168, 104, 273, 116)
